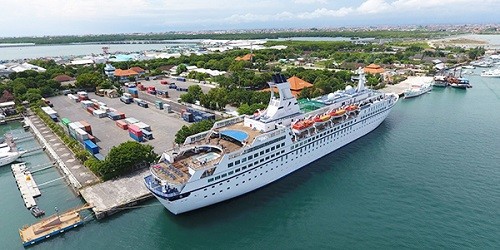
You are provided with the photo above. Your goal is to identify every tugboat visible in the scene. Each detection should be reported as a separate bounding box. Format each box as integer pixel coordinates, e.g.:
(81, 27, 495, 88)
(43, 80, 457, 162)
(450, 78, 472, 89)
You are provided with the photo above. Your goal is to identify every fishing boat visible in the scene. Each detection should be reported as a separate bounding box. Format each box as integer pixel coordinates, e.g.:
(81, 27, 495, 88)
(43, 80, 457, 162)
(480, 69, 500, 78)
(450, 78, 472, 89)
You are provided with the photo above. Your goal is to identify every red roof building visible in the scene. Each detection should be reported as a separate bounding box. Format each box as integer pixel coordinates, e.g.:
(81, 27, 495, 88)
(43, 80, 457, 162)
(261, 76, 313, 97)
(364, 64, 385, 74)
(130, 67, 145, 74)
(53, 74, 74, 82)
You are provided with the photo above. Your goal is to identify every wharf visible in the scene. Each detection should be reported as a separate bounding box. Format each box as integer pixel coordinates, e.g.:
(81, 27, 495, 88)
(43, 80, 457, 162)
(381, 76, 434, 97)
(19, 204, 92, 247)
(80, 168, 153, 219)
(11, 163, 41, 209)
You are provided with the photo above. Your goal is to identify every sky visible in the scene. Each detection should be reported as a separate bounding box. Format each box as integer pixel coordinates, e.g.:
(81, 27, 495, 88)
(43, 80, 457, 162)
(0, 0, 498, 37)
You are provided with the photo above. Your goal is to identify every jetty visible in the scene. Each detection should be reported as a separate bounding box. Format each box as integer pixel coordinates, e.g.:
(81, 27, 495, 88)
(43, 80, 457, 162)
(19, 204, 93, 247)
(381, 76, 433, 97)
(11, 163, 41, 209)
(80, 168, 152, 219)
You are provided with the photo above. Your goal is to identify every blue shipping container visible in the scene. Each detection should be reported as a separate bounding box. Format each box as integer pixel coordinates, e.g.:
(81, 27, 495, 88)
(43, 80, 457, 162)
(84, 140, 99, 154)
(129, 131, 143, 142)
(49, 114, 58, 122)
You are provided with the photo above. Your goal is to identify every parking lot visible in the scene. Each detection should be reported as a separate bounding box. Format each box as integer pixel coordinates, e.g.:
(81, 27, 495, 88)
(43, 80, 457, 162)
(48, 93, 189, 156)
(135, 77, 215, 101)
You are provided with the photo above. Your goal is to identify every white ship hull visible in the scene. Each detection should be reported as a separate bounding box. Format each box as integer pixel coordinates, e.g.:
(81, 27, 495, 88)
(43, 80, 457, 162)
(0, 151, 24, 167)
(151, 105, 394, 214)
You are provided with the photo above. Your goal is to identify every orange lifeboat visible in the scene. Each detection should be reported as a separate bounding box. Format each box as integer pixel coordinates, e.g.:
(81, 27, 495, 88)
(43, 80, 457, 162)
(330, 109, 346, 117)
(346, 105, 358, 111)
(319, 114, 331, 122)
(292, 120, 315, 131)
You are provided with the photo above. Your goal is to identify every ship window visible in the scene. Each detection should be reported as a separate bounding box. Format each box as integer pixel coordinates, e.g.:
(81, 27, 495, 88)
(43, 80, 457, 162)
(228, 162, 233, 167)
(266, 149, 270, 153)
(260, 159, 264, 163)
(235, 168, 240, 172)
(222, 173, 227, 178)
(271, 154, 275, 158)
(281, 143, 285, 146)
(254, 153, 258, 158)
(276, 144, 280, 149)
(260, 151, 264, 155)
(248, 155, 253, 160)
(242, 158, 247, 163)
(208, 178, 214, 182)
(235, 160, 240, 165)
(229, 171, 233, 175)
(249, 163, 253, 167)
(242, 166, 247, 170)
(215, 176, 220, 180)
(271, 146, 275, 150)
(266, 156, 269, 160)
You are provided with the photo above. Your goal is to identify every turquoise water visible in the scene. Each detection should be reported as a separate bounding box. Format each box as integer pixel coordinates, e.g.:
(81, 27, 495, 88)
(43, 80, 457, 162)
(2, 73, 500, 249)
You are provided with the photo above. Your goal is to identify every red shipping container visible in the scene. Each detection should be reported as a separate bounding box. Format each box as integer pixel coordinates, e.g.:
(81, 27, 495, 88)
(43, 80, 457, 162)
(79, 120, 93, 135)
(88, 134, 96, 143)
(86, 107, 95, 114)
(116, 120, 128, 130)
(118, 112, 126, 119)
(93, 103, 99, 109)
(128, 124, 143, 136)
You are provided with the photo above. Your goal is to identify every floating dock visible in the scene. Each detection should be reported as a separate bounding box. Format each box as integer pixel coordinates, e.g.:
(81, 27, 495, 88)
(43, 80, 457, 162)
(19, 204, 92, 247)
(12, 163, 41, 209)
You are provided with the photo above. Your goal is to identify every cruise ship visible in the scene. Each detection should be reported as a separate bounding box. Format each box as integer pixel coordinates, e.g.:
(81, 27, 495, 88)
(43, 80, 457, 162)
(144, 70, 399, 214)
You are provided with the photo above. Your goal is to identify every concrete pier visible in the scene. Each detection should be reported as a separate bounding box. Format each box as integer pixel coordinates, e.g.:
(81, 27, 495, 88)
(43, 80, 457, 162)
(12, 163, 40, 209)
(80, 168, 153, 219)
(381, 76, 434, 97)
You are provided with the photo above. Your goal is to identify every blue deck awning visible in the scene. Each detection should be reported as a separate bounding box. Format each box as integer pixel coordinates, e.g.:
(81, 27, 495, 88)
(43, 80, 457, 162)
(220, 130, 249, 142)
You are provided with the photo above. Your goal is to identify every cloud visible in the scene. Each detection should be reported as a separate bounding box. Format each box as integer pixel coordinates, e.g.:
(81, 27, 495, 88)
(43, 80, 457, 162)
(357, 0, 391, 14)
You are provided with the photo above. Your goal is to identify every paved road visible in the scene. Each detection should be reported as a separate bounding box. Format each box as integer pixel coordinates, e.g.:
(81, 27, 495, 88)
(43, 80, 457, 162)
(28, 112, 100, 187)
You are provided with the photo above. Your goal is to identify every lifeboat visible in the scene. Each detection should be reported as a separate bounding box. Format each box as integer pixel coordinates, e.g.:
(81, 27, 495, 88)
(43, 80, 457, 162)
(292, 120, 315, 132)
(329, 109, 346, 118)
(319, 114, 331, 121)
(345, 105, 358, 111)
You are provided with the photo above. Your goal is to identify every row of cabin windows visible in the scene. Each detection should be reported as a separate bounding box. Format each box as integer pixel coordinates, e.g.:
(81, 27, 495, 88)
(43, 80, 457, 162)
(208, 150, 285, 183)
(204, 157, 285, 198)
(228, 142, 285, 168)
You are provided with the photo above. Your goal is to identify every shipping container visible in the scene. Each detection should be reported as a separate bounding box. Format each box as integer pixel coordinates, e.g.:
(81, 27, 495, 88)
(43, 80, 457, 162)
(75, 128, 89, 143)
(128, 124, 143, 137)
(116, 120, 128, 130)
(164, 104, 172, 113)
(107, 112, 121, 120)
(129, 131, 143, 142)
(92, 109, 107, 118)
(141, 129, 153, 140)
(49, 114, 58, 122)
(88, 134, 96, 143)
(61, 118, 71, 127)
(124, 117, 139, 125)
(86, 107, 95, 114)
(79, 121, 92, 135)
(154, 101, 164, 110)
(84, 140, 99, 154)
(94, 153, 105, 161)
(182, 112, 194, 122)
(67, 94, 79, 102)
(135, 122, 151, 132)
(120, 96, 132, 104)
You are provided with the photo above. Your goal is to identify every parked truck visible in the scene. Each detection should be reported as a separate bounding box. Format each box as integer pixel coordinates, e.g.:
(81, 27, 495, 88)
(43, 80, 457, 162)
(120, 93, 133, 104)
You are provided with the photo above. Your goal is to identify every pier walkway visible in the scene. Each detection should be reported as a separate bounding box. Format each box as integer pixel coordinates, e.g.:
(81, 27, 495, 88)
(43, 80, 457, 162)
(381, 76, 434, 96)
(80, 168, 152, 219)
(26, 113, 99, 189)
(12, 163, 40, 209)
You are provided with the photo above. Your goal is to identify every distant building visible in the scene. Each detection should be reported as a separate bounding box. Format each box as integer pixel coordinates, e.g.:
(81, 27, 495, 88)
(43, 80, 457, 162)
(53, 74, 74, 83)
(261, 76, 313, 97)
(0, 62, 46, 73)
(235, 54, 254, 61)
(104, 64, 116, 78)
(114, 69, 138, 82)
(130, 66, 146, 76)
(364, 64, 385, 74)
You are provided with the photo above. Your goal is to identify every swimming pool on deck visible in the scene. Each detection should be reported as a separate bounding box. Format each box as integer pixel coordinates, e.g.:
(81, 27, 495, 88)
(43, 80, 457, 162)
(196, 152, 221, 163)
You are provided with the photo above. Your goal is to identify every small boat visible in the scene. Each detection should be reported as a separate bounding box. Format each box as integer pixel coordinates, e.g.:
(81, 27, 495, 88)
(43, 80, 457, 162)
(450, 78, 472, 89)
(329, 109, 346, 118)
(345, 105, 359, 112)
(0, 143, 11, 153)
(292, 120, 314, 133)
(0, 150, 26, 167)
(30, 206, 45, 217)
(432, 76, 448, 87)
(480, 69, 500, 78)
(404, 82, 432, 99)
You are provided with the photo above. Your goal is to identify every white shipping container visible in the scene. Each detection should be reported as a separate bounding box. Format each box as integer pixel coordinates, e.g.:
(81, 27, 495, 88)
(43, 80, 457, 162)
(92, 109, 106, 118)
(124, 117, 139, 125)
(75, 128, 89, 140)
(135, 122, 151, 132)
(73, 122, 84, 129)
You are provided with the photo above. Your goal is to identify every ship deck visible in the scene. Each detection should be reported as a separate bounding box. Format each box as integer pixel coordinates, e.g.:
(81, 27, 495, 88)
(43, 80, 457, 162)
(153, 122, 263, 184)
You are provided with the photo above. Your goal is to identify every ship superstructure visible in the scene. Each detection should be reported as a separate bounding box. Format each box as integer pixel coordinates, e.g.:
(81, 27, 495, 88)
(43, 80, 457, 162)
(145, 70, 399, 214)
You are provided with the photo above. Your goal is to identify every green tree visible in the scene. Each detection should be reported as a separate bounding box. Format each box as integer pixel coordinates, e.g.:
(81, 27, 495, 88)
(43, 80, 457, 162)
(23, 88, 43, 103)
(96, 141, 158, 180)
(76, 72, 102, 90)
(174, 119, 214, 144)
(176, 64, 188, 75)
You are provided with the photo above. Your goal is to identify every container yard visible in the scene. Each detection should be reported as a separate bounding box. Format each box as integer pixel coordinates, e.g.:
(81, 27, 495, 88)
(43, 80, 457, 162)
(48, 92, 187, 155)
